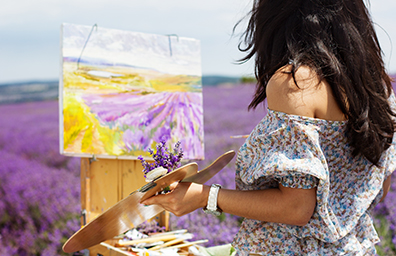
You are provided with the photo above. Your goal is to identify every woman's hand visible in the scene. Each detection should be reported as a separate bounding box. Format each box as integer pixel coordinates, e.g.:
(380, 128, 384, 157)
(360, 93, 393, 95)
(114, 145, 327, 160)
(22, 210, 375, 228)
(141, 182, 210, 217)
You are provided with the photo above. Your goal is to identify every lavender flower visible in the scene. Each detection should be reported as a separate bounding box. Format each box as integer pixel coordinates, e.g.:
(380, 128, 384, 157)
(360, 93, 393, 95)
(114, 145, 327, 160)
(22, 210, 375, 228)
(138, 140, 184, 179)
(0, 100, 80, 255)
(136, 220, 166, 235)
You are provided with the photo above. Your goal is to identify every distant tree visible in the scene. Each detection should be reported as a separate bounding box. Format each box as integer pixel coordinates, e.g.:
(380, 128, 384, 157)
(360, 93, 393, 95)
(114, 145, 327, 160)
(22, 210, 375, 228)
(240, 76, 257, 84)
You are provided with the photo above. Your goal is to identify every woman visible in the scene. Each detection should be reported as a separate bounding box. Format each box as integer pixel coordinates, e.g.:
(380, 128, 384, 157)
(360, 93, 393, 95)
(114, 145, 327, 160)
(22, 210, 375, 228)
(142, 0, 395, 254)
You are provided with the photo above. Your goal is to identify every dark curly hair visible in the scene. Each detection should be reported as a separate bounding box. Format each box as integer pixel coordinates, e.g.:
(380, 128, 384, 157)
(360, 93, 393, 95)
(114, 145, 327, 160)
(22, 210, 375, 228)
(237, 0, 395, 165)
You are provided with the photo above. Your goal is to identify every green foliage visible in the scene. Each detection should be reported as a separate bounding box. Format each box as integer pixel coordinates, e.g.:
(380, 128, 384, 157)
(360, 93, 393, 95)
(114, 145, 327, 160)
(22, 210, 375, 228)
(217, 213, 226, 222)
(240, 76, 256, 84)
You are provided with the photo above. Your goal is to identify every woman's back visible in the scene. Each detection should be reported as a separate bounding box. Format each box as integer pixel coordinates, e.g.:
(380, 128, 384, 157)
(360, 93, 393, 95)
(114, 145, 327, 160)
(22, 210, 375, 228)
(266, 65, 346, 122)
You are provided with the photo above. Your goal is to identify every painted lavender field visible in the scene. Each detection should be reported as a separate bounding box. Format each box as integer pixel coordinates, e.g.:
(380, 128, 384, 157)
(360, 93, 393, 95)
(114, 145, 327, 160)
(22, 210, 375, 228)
(0, 84, 396, 255)
(61, 24, 204, 160)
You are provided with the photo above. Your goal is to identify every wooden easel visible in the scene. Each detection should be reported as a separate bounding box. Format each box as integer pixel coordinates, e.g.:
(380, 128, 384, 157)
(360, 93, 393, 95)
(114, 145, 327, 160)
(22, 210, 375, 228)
(79, 157, 169, 256)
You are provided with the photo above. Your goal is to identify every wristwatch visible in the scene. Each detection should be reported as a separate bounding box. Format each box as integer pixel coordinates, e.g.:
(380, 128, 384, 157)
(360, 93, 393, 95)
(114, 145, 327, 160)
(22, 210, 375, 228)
(203, 184, 222, 216)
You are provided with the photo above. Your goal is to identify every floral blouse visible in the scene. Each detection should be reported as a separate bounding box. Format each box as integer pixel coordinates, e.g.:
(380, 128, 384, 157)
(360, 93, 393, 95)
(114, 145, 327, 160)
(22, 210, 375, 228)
(232, 94, 396, 255)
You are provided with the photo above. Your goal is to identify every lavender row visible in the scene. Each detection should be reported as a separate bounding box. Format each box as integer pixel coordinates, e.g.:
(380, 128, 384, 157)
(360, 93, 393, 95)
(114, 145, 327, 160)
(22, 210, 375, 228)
(0, 101, 81, 255)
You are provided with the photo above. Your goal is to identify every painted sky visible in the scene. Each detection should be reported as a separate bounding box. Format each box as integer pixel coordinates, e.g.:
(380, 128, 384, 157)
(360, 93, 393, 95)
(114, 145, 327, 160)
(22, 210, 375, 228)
(62, 23, 201, 76)
(0, 0, 395, 84)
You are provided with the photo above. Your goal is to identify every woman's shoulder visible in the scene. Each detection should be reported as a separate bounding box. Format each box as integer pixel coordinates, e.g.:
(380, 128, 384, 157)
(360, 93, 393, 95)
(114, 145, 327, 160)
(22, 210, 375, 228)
(266, 65, 345, 121)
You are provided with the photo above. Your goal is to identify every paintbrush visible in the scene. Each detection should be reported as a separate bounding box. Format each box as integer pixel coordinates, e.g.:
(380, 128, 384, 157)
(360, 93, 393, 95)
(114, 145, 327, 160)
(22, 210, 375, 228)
(230, 135, 249, 139)
(116, 233, 193, 246)
(163, 239, 208, 250)
(148, 233, 193, 251)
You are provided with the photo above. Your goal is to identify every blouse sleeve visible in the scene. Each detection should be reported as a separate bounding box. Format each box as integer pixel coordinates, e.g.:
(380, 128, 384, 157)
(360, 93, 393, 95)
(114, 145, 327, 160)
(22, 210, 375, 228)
(245, 116, 329, 184)
(277, 173, 319, 189)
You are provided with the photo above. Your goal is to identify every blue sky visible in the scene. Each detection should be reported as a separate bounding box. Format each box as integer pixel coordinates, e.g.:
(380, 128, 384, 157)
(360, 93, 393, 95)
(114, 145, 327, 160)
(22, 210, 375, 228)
(0, 0, 395, 84)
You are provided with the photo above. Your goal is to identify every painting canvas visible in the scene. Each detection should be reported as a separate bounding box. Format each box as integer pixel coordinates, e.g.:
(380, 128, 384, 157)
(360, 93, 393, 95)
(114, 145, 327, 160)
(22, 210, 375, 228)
(60, 23, 204, 160)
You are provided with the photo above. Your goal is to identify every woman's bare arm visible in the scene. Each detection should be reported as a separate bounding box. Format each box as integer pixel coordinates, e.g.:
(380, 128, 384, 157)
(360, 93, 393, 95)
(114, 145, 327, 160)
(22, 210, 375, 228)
(217, 184, 316, 226)
(142, 182, 317, 226)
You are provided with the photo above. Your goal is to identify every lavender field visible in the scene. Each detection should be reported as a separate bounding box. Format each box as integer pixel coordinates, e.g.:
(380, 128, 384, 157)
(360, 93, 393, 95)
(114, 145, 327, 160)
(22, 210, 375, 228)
(0, 83, 395, 255)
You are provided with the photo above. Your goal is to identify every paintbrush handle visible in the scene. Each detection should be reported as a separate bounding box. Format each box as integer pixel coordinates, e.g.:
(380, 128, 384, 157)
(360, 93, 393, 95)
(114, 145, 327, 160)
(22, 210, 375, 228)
(148, 238, 185, 251)
(165, 239, 208, 250)
(230, 135, 249, 138)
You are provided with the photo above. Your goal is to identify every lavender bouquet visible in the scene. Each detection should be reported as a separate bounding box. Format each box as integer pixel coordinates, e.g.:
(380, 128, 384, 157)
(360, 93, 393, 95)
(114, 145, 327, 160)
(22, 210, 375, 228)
(138, 140, 183, 182)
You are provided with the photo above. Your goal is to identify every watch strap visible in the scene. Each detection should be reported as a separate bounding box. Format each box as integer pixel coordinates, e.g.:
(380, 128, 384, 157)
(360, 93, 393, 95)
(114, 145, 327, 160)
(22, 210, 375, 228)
(204, 184, 222, 215)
